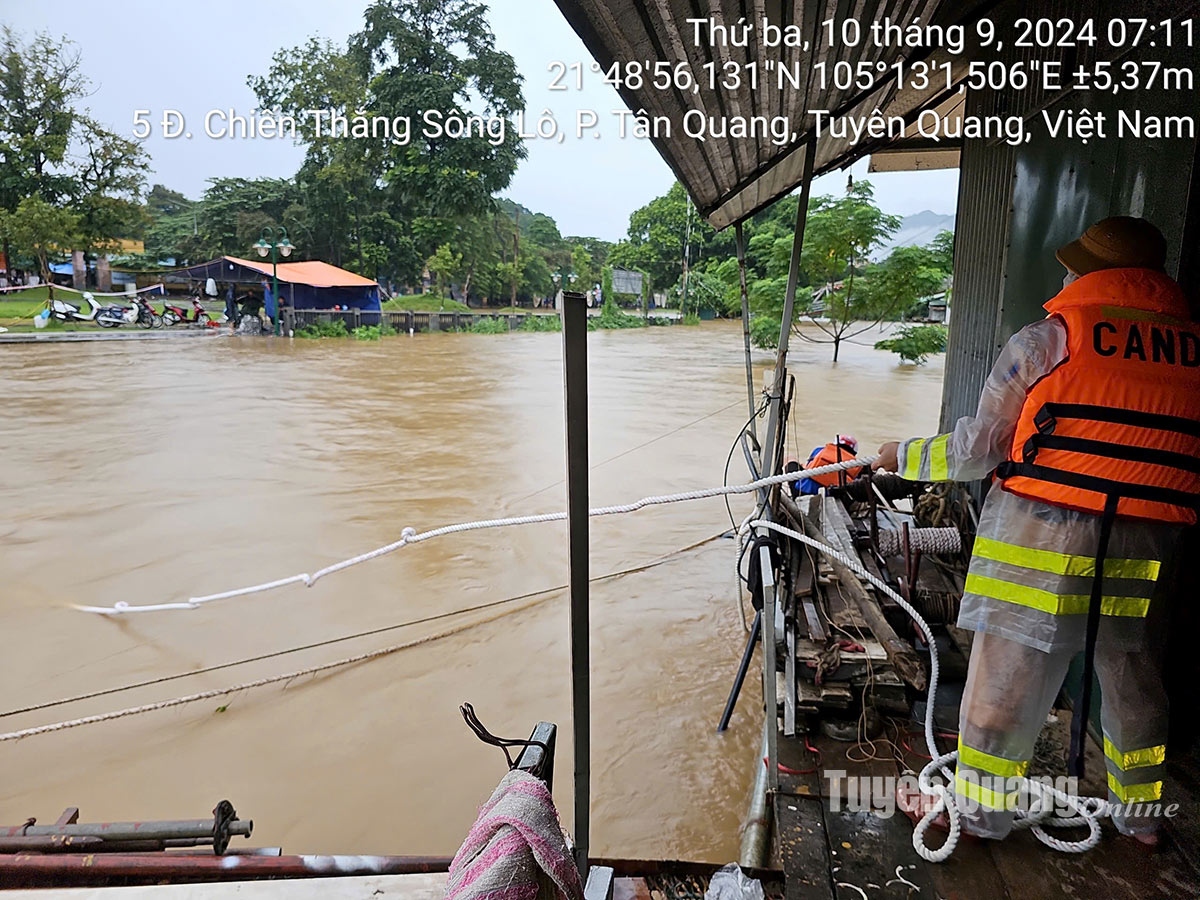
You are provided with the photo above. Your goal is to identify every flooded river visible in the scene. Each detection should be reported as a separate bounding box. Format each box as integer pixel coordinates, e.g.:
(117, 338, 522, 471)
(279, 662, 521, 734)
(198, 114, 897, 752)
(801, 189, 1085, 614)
(0, 321, 943, 861)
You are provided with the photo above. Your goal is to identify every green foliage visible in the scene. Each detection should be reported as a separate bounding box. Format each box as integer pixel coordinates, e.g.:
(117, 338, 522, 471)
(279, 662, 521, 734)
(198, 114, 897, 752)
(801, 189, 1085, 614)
(382, 295, 470, 312)
(588, 305, 645, 330)
(682, 312, 701, 326)
(874, 324, 949, 365)
(609, 182, 711, 291)
(296, 318, 350, 339)
(857, 244, 950, 320)
(798, 181, 903, 361)
(426, 243, 463, 298)
(0, 196, 80, 282)
(750, 314, 780, 350)
(928, 230, 955, 272)
(469, 316, 509, 334)
(519, 314, 561, 332)
(249, 0, 527, 284)
(0, 27, 149, 268)
(601, 266, 615, 313)
(352, 324, 383, 340)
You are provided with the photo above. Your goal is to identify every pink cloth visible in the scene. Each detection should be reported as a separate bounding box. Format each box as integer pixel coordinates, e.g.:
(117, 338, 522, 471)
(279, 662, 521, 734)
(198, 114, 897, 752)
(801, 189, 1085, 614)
(446, 770, 584, 900)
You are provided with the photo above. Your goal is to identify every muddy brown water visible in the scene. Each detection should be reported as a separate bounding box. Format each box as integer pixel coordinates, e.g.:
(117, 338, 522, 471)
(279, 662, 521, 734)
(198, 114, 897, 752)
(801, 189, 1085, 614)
(0, 322, 943, 861)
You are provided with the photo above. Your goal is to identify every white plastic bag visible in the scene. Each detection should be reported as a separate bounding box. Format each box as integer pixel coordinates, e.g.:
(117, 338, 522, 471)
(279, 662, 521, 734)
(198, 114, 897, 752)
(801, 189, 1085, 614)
(704, 864, 764, 900)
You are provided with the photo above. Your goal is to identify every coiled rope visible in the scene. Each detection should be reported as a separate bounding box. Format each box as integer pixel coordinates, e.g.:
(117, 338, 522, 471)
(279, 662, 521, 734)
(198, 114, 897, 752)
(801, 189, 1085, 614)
(740, 517, 1109, 861)
(73, 459, 873, 617)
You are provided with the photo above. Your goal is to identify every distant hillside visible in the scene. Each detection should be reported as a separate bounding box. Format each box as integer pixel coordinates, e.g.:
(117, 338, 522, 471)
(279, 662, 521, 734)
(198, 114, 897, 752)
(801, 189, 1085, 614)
(873, 211, 956, 261)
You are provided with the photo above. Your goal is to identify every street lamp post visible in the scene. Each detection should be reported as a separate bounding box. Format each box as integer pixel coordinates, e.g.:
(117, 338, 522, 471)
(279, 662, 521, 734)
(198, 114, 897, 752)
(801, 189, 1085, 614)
(551, 270, 578, 310)
(253, 227, 295, 336)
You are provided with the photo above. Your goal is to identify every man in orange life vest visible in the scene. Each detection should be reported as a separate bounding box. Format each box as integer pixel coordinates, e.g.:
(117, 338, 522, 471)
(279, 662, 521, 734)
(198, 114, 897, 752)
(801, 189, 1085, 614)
(873, 217, 1200, 844)
(788, 435, 867, 497)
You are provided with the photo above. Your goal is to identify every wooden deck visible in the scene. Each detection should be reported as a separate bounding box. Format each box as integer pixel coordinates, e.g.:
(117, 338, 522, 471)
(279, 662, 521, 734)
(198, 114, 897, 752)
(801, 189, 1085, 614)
(770, 728, 1200, 899)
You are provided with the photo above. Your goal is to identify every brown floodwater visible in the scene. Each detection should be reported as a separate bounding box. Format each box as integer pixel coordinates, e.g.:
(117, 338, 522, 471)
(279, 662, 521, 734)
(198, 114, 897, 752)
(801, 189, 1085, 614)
(0, 321, 943, 861)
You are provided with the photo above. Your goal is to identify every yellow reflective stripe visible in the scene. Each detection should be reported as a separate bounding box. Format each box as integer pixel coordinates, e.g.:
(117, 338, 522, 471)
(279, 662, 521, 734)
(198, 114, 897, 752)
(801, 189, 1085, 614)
(1107, 773, 1163, 804)
(958, 738, 1029, 779)
(1100, 306, 1190, 327)
(955, 774, 1017, 811)
(1104, 737, 1167, 771)
(929, 434, 950, 481)
(973, 537, 1161, 582)
(964, 574, 1152, 617)
(902, 439, 924, 481)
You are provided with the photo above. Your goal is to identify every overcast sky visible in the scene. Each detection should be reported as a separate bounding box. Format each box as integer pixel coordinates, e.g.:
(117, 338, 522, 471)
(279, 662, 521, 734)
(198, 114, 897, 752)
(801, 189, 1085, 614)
(5, 0, 960, 242)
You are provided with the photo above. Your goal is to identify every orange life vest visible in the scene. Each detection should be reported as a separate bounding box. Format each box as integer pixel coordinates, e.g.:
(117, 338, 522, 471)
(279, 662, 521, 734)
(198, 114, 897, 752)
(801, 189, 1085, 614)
(998, 268, 1200, 525)
(805, 443, 865, 488)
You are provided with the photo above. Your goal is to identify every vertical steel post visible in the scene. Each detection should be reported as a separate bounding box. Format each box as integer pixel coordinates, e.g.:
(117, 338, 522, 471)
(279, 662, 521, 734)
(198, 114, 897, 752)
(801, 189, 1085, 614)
(758, 139, 816, 491)
(561, 290, 590, 877)
(759, 544, 779, 793)
(271, 250, 281, 338)
(753, 138, 816, 800)
(735, 223, 757, 440)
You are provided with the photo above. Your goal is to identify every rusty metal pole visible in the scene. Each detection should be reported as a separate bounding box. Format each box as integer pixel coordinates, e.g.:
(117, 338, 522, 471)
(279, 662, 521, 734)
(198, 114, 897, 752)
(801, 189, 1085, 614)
(562, 289, 590, 877)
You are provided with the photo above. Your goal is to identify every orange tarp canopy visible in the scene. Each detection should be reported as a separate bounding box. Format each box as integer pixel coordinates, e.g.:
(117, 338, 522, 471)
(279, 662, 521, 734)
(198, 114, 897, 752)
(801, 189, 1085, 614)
(224, 256, 378, 288)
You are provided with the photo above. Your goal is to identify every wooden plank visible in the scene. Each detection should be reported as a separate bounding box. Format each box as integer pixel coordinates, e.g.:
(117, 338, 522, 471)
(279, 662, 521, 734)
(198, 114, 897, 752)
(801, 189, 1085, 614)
(984, 827, 1200, 900)
(822, 806, 941, 900)
(776, 731, 822, 797)
(773, 794, 835, 900)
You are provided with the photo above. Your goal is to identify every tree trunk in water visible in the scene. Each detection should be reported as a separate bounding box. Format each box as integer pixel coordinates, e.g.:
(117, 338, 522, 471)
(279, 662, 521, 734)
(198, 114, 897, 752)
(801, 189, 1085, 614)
(833, 335, 841, 362)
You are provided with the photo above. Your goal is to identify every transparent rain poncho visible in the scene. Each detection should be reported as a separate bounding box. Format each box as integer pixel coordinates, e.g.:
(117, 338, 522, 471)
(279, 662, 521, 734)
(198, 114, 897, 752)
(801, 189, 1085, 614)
(897, 317, 1182, 654)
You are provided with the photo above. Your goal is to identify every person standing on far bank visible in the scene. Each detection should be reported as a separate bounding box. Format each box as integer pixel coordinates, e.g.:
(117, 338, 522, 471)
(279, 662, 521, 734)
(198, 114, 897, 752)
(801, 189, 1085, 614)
(873, 217, 1200, 845)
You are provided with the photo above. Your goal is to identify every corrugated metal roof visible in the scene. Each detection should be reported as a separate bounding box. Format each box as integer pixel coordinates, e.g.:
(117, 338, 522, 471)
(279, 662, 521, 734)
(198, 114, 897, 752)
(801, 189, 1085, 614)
(553, 0, 993, 228)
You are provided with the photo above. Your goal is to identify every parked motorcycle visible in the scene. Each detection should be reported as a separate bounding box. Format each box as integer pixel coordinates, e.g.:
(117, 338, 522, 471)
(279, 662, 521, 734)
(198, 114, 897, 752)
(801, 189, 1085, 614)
(47, 292, 100, 323)
(135, 297, 162, 328)
(160, 299, 190, 326)
(95, 300, 140, 328)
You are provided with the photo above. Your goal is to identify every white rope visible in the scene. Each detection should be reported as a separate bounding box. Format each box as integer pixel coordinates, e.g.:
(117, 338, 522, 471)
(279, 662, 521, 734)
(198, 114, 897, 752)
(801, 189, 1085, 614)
(876, 527, 961, 557)
(74, 458, 874, 617)
(744, 518, 1109, 861)
(53, 283, 167, 297)
(0, 607, 525, 743)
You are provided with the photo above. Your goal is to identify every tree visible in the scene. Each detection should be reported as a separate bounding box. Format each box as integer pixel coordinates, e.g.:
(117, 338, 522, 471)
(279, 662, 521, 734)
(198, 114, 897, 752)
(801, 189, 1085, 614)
(250, 0, 527, 284)
(0, 195, 79, 283)
(72, 121, 149, 252)
(858, 244, 950, 321)
(144, 184, 196, 263)
(796, 180, 901, 361)
(611, 182, 714, 292)
(194, 177, 306, 258)
(928, 229, 954, 273)
(0, 28, 149, 276)
(426, 243, 462, 302)
(875, 324, 949, 364)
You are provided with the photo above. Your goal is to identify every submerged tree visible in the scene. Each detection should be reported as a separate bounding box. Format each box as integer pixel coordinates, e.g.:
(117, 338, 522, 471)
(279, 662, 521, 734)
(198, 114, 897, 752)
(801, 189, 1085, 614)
(796, 180, 901, 362)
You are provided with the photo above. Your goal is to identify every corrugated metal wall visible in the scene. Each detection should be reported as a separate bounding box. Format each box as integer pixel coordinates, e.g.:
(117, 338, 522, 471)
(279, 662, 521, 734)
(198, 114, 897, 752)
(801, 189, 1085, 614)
(941, 0, 1199, 430)
(938, 91, 1015, 429)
